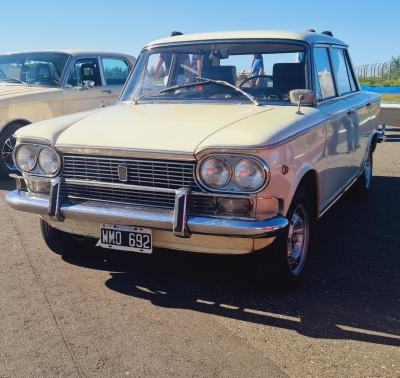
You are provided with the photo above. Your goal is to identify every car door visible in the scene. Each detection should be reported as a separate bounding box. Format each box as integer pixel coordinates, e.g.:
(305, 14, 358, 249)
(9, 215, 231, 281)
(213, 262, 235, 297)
(100, 56, 131, 103)
(330, 47, 372, 177)
(314, 46, 354, 205)
(61, 56, 114, 115)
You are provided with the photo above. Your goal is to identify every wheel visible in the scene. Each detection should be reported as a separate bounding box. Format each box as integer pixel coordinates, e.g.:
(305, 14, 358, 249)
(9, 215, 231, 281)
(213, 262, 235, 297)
(253, 187, 312, 293)
(40, 218, 98, 256)
(351, 148, 372, 200)
(0, 122, 24, 179)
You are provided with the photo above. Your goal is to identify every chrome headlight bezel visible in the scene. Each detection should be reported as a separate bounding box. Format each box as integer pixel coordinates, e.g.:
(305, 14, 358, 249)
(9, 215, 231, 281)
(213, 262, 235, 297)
(233, 158, 267, 191)
(15, 144, 37, 172)
(14, 143, 62, 177)
(199, 156, 232, 189)
(196, 154, 270, 193)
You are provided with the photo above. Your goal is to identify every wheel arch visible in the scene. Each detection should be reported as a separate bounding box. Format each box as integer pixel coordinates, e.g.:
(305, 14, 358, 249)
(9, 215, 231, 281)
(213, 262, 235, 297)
(1, 119, 31, 135)
(293, 167, 320, 224)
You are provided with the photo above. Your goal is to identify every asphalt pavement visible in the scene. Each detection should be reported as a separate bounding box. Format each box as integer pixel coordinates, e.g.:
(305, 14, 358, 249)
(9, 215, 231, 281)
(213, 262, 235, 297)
(0, 128, 399, 378)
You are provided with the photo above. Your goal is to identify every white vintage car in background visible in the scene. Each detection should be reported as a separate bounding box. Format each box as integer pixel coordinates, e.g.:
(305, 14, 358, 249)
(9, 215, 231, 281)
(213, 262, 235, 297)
(6, 31, 385, 292)
(0, 50, 136, 178)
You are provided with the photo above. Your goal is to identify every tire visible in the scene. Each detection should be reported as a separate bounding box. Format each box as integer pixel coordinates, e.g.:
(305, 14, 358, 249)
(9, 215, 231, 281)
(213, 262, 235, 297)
(351, 148, 373, 200)
(0, 122, 24, 180)
(253, 187, 312, 294)
(40, 218, 98, 256)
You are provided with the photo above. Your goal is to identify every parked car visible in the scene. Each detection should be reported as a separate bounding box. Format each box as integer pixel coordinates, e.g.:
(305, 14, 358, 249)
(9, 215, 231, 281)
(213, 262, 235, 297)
(5, 31, 385, 292)
(0, 50, 136, 178)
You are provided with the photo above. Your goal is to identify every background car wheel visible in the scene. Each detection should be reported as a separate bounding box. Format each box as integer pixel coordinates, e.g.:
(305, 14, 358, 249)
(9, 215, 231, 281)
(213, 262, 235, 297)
(0, 122, 24, 179)
(253, 187, 312, 294)
(350, 148, 373, 200)
(40, 218, 98, 256)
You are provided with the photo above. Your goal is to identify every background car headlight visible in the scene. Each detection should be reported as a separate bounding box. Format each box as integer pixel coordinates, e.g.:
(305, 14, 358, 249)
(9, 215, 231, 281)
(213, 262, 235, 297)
(200, 157, 231, 188)
(234, 159, 265, 190)
(16, 145, 37, 171)
(38, 147, 59, 174)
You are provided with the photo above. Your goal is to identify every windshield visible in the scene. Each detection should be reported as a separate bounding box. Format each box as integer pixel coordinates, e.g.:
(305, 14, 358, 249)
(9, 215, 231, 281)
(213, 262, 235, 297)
(120, 41, 310, 104)
(0, 52, 69, 86)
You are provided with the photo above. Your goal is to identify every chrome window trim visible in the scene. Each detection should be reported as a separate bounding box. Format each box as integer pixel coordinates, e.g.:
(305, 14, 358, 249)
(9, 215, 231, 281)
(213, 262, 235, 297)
(100, 56, 132, 86)
(60, 55, 103, 88)
(195, 154, 270, 194)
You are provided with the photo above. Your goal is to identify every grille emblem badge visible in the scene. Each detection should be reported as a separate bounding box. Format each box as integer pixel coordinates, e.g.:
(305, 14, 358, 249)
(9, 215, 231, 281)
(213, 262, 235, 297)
(117, 165, 128, 182)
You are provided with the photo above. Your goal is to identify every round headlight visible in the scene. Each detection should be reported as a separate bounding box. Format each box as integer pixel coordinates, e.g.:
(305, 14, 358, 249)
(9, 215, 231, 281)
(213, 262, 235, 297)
(200, 157, 231, 188)
(38, 147, 59, 174)
(16, 145, 37, 171)
(234, 159, 266, 190)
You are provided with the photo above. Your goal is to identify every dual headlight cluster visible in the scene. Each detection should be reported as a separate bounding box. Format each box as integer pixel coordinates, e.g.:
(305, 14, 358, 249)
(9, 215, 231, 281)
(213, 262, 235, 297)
(15, 144, 61, 176)
(198, 155, 269, 192)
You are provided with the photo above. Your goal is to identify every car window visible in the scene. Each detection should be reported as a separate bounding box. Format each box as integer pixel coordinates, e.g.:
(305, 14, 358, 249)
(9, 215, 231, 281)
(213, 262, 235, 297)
(331, 48, 353, 95)
(66, 58, 102, 87)
(314, 47, 336, 101)
(102, 58, 130, 85)
(120, 42, 309, 104)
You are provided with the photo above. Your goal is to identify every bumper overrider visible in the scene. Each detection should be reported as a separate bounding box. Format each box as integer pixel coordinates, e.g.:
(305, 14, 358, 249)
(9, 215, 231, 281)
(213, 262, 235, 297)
(5, 176, 288, 239)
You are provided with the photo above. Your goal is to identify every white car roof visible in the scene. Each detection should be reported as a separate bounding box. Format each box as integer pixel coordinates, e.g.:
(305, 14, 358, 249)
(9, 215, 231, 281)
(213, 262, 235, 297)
(144, 30, 345, 48)
(0, 50, 136, 63)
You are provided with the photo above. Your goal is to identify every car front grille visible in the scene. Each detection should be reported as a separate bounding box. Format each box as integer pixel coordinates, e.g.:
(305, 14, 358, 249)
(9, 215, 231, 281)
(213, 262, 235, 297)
(62, 154, 197, 189)
(61, 154, 215, 211)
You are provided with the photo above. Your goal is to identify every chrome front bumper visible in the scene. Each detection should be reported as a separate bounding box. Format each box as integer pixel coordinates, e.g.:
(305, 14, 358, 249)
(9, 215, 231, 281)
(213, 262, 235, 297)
(5, 178, 288, 239)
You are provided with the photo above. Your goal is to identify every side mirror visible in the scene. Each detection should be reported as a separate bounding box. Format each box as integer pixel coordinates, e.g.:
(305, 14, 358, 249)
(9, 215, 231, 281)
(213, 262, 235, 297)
(289, 89, 315, 105)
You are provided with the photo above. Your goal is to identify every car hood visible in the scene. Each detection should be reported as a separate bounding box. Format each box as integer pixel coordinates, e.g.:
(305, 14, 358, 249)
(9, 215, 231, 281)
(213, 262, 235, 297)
(15, 103, 324, 155)
(51, 104, 274, 152)
(0, 84, 55, 97)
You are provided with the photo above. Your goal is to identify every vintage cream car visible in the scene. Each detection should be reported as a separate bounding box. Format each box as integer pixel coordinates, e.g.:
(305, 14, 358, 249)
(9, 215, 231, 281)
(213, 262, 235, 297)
(6, 31, 386, 292)
(0, 50, 136, 178)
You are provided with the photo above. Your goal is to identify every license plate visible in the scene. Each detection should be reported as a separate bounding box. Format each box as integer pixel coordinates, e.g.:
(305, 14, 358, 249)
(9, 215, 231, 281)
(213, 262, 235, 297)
(100, 224, 152, 253)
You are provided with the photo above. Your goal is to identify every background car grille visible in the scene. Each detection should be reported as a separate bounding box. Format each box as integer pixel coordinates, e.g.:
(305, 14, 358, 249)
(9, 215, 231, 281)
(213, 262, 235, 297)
(61, 154, 215, 211)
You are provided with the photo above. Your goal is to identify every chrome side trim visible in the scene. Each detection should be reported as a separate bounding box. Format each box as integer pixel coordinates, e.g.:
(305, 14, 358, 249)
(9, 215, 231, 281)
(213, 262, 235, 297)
(5, 190, 288, 238)
(55, 145, 196, 161)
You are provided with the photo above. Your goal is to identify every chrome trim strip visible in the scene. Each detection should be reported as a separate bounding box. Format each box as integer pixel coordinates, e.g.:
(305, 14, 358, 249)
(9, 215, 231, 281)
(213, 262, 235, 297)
(64, 178, 178, 194)
(14, 136, 54, 146)
(56, 145, 196, 161)
(5, 190, 288, 238)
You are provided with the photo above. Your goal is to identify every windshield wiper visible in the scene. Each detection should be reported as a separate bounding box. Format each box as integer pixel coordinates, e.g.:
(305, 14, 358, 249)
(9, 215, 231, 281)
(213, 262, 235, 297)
(132, 88, 165, 105)
(1, 78, 29, 86)
(160, 77, 260, 106)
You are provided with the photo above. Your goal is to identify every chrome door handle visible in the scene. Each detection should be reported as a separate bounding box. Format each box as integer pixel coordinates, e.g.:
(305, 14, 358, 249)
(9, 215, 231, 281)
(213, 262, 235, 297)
(102, 90, 111, 94)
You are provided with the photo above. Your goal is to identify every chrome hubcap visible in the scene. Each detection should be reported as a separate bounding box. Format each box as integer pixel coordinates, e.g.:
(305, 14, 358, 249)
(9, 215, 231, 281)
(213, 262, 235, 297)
(287, 204, 309, 275)
(2, 136, 17, 170)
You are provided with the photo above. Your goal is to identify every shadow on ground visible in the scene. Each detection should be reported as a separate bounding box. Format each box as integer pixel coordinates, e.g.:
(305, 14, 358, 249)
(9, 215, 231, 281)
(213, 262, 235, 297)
(61, 175, 400, 347)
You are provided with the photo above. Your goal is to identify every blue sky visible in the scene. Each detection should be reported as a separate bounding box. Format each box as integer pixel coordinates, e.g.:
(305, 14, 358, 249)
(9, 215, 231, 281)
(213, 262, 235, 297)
(1, 0, 399, 69)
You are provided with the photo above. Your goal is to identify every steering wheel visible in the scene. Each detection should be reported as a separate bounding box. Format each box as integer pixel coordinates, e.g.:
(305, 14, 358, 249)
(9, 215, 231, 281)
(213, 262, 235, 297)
(239, 75, 273, 89)
(240, 75, 283, 100)
(38, 76, 58, 85)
